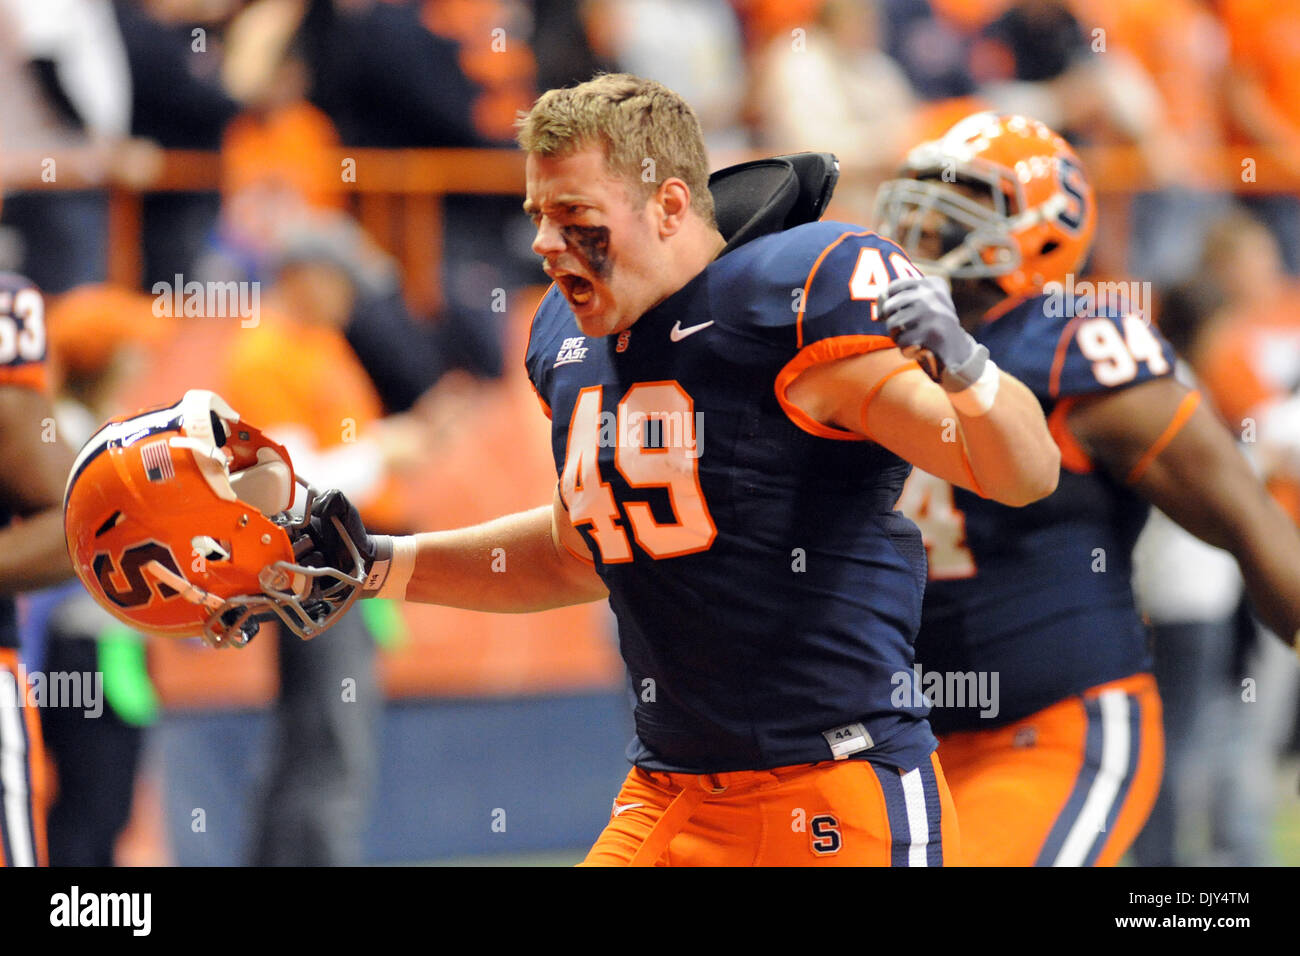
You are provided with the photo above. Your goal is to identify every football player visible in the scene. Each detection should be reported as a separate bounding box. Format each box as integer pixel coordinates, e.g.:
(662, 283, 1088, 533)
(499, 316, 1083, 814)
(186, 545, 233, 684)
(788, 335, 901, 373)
(298, 74, 1062, 866)
(0, 272, 77, 866)
(869, 113, 1300, 865)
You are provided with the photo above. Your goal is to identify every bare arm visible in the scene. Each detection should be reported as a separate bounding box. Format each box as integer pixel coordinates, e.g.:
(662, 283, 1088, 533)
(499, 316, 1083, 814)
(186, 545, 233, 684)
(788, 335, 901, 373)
(1069, 377, 1300, 650)
(786, 346, 1060, 506)
(403, 483, 608, 611)
(0, 387, 76, 593)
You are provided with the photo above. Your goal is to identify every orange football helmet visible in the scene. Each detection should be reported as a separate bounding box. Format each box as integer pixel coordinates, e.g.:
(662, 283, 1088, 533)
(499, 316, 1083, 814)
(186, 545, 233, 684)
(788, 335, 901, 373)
(874, 113, 1096, 298)
(64, 389, 365, 648)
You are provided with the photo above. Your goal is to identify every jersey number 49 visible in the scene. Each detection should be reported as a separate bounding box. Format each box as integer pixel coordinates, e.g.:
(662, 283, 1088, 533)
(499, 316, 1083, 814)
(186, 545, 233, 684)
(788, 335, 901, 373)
(561, 382, 717, 562)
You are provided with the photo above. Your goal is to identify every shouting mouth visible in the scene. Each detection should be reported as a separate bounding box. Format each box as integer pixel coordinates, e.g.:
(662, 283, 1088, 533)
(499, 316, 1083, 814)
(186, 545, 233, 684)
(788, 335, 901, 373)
(556, 272, 595, 306)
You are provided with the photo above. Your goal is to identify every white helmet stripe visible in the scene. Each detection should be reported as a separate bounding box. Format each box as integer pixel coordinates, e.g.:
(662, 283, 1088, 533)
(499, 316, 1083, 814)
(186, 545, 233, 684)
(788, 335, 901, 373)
(64, 403, 184, 508)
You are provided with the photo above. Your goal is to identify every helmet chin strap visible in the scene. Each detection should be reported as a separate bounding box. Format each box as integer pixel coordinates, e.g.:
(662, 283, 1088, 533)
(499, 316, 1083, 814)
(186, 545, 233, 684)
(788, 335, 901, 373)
(143, 560, 224, 612)
(142, 559, 255, 650)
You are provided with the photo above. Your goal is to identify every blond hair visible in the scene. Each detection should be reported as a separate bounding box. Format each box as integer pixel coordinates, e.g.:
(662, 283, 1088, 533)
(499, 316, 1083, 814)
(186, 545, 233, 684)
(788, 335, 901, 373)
(516, 73, 716, 225)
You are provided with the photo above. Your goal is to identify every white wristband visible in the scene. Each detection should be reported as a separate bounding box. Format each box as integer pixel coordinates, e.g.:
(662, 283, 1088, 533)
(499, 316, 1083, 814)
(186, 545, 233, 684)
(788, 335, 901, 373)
(948, 360, 1001, 417)
(376, 535, 418, 600)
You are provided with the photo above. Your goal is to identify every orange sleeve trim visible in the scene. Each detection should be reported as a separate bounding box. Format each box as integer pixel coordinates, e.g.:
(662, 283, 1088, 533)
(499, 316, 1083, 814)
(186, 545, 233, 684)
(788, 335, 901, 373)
(0, 364, 48, 393)
(981, 292, 1032, 323)
(795, 230, 873, 350)
(774, 333, 898, 441)
(561, 538, 595, 566)
(958, 442, 987, 499)
(1047, 396, 1094, 474)
(856, 360, 920, 434)
(1048, 316, 1084, 399)
(1126, 390, 1202, 484)
(530, 380, 552, 420)
(523, 283, 557, 420)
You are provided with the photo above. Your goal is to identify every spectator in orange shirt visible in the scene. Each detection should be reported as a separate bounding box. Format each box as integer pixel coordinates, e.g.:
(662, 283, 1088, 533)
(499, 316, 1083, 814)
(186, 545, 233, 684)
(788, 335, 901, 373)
(1071, 0, 1233, 283)
(220, 238, 430, 866)
(216, 0, 341, 276)
(1195, 211, 1300, 480)
(1221, 0, 1300, 273)
(1161, 211, 1300, 864)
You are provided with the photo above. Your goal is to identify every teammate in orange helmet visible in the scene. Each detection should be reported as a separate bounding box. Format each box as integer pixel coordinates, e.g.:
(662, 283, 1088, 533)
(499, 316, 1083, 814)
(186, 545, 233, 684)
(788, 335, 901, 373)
(868, 112, 1300, 865)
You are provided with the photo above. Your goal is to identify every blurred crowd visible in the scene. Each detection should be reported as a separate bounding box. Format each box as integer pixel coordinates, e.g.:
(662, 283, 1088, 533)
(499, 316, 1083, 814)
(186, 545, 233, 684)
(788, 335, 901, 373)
(1, 0, 1298, 866)
(4, 0, 1300, 288)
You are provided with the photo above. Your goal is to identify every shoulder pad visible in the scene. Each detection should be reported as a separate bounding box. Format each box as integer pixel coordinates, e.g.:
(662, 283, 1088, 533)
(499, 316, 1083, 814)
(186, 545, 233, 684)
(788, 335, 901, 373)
(992, 292, 1175, 400)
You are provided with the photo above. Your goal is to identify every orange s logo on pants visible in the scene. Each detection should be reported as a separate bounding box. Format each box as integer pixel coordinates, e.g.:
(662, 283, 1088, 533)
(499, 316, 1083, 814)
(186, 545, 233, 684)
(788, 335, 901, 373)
(582, 752, 960, 867)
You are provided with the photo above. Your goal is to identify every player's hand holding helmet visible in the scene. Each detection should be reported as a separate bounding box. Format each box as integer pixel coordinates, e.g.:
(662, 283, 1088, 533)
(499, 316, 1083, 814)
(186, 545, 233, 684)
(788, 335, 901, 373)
(881, 275, 988, 390)
(296, 489, 391, 593)
(63, 389, 369, 649)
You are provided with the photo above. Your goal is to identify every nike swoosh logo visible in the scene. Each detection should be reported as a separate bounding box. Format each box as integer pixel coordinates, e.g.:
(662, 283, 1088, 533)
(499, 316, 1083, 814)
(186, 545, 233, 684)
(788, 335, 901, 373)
(611, 802, 645, 817)
(669, 320, 714, 342)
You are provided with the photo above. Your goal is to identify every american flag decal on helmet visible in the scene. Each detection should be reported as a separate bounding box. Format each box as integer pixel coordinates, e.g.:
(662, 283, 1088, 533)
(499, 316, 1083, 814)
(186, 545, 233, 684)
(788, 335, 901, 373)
(140, 440, 175, 482)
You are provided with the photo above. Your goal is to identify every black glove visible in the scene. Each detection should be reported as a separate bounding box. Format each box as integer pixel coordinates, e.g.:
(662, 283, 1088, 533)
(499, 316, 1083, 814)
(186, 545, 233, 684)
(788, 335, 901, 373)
(296, 489, 392, 595)
(881, 276, 988, 390)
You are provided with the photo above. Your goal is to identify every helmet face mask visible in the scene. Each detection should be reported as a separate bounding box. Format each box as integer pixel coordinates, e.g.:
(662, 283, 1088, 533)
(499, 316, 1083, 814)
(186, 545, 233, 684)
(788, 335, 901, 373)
(873, 175, 1025, 282)
(874, 112, 1096, 301)
(64, 390, 365, 648)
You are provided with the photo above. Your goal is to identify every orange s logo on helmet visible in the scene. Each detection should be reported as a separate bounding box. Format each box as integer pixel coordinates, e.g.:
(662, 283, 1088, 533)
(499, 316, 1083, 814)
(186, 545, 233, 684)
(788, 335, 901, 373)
(64, 390, 364, 648)
(873, 113, 1096, 299)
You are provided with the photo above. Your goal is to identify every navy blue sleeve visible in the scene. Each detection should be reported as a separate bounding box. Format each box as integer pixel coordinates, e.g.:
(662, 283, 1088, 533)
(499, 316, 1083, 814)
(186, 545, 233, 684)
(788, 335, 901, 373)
(729, 223, 921, 440)
(794, 228, 923, 354)
(524, 286, 573, 420)
(997, 298, 1176, 402)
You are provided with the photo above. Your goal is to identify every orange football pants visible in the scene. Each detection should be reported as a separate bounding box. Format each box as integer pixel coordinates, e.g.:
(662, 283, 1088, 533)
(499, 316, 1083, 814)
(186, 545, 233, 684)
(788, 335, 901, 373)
(937, 672, 1163, 866)
(582, 751, 960, 866)
(0, 648, 48, 867)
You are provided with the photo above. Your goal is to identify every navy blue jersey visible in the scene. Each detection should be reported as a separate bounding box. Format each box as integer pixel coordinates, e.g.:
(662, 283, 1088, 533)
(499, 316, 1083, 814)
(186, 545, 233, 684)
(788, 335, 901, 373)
(0, 273, 48, 649)
(902, 294, 1176, 733)
(526, 222, 937, 774)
